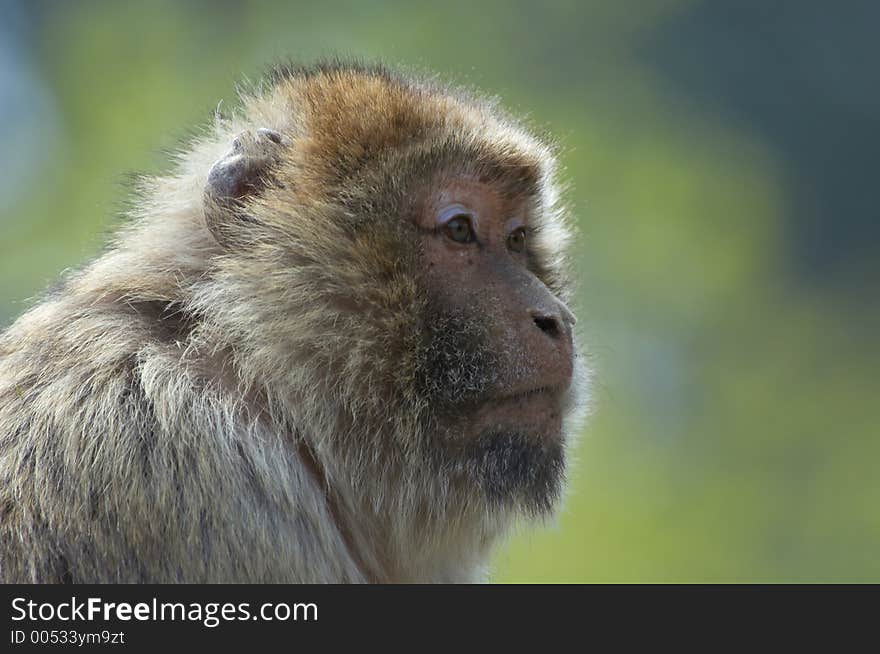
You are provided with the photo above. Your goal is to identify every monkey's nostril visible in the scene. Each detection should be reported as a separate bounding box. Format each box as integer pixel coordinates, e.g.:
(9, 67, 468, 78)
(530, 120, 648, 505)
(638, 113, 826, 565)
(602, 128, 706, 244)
(532, 313, 561, 338)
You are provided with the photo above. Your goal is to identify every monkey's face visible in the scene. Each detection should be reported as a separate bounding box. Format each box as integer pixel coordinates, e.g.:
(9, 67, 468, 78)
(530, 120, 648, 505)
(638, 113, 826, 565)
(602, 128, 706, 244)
(203, 71, 585, 519)
(412, 175, 577, 514)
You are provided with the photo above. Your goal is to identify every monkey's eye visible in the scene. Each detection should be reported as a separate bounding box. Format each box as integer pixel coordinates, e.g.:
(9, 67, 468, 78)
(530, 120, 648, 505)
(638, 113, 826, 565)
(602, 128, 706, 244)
(443, 215, 475, 244)
(507, 227, 527, 253)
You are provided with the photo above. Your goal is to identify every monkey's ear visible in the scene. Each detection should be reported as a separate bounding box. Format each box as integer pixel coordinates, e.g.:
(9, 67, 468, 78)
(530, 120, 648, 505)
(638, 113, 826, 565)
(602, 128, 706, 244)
(204, 128, 284, 247)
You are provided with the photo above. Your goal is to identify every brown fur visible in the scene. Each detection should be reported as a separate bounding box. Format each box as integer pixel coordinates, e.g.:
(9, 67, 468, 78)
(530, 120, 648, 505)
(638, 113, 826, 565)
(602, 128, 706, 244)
(0, 62, 587, 583)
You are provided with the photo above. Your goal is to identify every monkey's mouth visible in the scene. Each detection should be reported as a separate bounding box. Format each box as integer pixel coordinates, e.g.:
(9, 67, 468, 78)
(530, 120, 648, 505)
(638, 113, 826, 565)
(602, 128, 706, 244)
(495, 386, 560, 404)
(470, 386, 566, 440)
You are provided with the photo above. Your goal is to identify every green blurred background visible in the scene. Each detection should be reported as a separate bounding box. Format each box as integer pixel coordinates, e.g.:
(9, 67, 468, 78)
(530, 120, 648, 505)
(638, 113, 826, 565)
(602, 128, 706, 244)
(1, 0, 878, 582)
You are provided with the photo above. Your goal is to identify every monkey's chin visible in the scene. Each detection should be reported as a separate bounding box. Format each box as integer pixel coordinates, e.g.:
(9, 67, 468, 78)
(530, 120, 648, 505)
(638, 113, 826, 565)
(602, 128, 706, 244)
(427, 390, 568, 515)
(434, 419, 567, 517)
(455, 428, 566, 517)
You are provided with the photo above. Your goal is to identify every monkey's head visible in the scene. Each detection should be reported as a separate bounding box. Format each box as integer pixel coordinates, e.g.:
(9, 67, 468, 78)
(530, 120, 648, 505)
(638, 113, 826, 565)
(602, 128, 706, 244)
(195, 63, 588, 531)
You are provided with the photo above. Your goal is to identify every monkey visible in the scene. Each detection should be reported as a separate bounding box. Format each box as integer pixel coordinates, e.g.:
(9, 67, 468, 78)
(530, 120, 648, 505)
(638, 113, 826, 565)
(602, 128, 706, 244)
(0, 61, 588, 583)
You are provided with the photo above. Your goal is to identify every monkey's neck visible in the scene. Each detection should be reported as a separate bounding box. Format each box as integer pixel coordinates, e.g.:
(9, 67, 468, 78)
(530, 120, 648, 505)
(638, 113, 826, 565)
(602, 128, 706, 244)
(293, 437, 501, 583)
